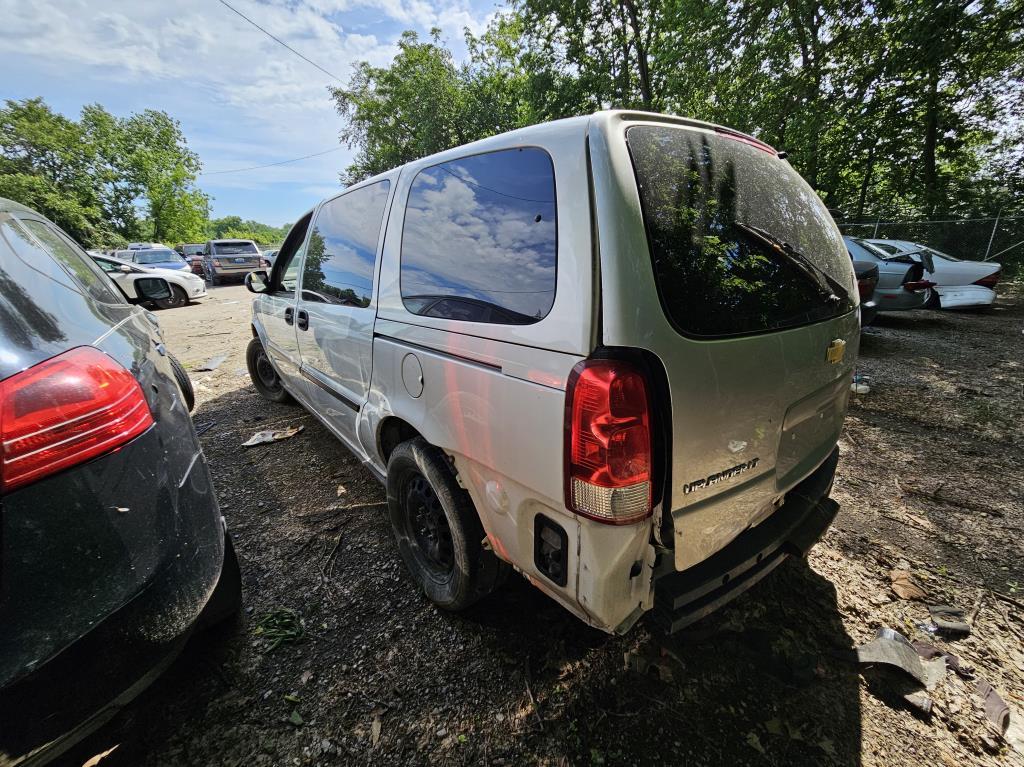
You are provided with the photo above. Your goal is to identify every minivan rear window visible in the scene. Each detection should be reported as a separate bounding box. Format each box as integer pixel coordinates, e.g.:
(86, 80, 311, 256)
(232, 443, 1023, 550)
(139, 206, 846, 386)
(627, 125, 855, 338)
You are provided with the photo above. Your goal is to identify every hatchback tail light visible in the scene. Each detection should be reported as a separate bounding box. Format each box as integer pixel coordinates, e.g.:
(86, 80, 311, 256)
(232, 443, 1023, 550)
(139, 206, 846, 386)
(974, 270, 1000, 288)
(564, 359, 652, 524)
(0, 347, 154, 493)
(857, 275, 878, 300)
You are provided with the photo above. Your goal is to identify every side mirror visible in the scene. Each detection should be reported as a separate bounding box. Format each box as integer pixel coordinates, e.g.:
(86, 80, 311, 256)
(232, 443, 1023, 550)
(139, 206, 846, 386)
(245, 270, 269, 294)
(119, 264, 133, 273)
(132, 277, 172, 303)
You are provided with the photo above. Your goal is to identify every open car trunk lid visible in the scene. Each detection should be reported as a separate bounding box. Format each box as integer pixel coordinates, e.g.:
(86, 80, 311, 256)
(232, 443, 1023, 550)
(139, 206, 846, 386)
(589, 114, 860, 572)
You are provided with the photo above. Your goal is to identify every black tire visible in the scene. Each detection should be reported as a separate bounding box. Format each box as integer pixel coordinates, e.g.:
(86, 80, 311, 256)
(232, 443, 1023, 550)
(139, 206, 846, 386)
(198, 532, 244, 630)
(246, 337, 293, 403)
(387, 438, 508, 611)
(154, 283, 189, 310)
(168, 353, 195, 412)
(925, 290, 941, 309)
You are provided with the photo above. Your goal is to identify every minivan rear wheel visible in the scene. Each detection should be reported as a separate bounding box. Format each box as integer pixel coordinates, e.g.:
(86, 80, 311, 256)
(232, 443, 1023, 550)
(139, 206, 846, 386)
(246, 337, 293, 404)
(387, 438, 507, 611)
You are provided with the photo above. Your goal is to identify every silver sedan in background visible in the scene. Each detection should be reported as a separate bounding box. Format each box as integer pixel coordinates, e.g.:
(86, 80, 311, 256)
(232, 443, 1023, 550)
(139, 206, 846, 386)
(844, 236, 934, 313)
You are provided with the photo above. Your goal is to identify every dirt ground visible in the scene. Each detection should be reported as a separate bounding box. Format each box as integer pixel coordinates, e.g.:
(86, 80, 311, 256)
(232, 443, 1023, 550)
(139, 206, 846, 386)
(64, 283, 1024, 767)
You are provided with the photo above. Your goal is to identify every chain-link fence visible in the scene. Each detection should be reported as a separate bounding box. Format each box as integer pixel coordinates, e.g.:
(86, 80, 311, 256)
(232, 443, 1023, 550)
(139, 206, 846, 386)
(838, 215, 1024, 275)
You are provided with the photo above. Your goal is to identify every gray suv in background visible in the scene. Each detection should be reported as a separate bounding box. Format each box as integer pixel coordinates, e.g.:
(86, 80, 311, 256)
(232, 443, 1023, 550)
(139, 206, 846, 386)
(243, 111, 859, 635)
(203, 238, 261, 285)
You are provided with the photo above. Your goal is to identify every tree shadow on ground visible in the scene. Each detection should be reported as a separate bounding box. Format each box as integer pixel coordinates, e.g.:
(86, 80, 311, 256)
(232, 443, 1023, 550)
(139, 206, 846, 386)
(60, 382, 861, 766)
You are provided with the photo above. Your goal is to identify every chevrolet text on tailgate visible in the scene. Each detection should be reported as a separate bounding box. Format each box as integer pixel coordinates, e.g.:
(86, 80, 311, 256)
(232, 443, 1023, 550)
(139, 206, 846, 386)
(244, 110, 859, 635)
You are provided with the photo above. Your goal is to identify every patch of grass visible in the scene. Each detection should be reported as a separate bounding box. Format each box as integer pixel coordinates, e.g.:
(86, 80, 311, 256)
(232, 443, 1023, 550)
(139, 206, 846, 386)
(253, 608, 304, 652)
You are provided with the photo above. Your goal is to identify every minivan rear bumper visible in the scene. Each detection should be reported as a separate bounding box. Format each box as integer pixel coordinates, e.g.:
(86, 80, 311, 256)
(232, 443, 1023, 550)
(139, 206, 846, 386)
(652, 447, 839, 633)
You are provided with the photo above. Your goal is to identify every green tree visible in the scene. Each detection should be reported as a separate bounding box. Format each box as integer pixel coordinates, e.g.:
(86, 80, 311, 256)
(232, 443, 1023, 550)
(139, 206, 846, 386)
(0, 98, 210, 246)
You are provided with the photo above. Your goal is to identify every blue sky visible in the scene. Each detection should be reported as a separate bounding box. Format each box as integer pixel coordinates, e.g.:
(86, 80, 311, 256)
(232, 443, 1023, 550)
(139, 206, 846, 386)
(0, 0, 504, 226)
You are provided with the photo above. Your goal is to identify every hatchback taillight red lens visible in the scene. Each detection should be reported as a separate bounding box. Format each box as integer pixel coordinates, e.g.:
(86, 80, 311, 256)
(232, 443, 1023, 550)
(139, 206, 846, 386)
(974, 271, 1000, 289)
(857, 276, 877, 300)
(565, 360, 652, 524)
(0, 347, 154, 493)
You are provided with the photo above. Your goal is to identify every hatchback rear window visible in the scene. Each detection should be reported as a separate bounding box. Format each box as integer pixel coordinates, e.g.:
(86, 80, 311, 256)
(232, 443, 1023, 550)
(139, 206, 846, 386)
(627, 125, 855, 338)
(214, 242, 258, 255)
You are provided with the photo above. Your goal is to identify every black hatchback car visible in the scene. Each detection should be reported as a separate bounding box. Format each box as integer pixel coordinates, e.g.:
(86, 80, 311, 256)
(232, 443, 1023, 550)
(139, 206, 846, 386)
(0, 198, 240, 764)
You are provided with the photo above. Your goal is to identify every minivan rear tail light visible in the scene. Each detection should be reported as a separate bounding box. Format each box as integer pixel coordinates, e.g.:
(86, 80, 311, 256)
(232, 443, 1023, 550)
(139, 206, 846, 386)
(974, 270, 1000, 289)
(565, 359, 652, 524)
(0, 347, 154, 494)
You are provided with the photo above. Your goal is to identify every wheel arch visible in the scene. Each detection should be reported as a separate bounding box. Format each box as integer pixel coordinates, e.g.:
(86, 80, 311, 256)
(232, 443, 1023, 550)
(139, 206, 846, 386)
(377, 416, 424, 466)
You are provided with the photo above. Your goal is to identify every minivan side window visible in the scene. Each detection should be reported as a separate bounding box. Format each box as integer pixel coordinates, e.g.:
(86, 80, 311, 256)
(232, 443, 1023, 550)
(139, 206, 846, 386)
(400, 148, 557, 325)
(301, 180, 390, 308)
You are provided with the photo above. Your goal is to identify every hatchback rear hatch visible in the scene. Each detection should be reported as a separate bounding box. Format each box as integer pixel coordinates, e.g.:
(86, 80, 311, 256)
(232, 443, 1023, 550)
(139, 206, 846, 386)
(589, 113, 860, 571)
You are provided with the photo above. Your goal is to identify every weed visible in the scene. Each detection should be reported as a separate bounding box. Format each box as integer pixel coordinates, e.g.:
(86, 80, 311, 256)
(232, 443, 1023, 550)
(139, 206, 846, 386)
(254, 608, 304, 652)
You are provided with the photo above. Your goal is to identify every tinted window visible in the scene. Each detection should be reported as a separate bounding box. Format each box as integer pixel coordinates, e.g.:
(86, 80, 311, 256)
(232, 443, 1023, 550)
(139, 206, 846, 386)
(627, 126, 854, 338)
(302, 180, 390, 307)
(213, 241, 258, 255)
(135, 249, 182, 264)
(20, 219, 123, 304)
(400, 148, 557, 325)
(94, 257, 122, 274)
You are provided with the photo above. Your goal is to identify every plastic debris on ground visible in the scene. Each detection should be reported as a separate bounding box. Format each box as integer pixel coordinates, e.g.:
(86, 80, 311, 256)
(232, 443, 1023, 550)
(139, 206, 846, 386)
(243, 425, 304, 447)
(975, 678, 1010, 733)
(856, 627, 946, 690)
(851, 373, 871, 394)
(927, 604, 971, 636)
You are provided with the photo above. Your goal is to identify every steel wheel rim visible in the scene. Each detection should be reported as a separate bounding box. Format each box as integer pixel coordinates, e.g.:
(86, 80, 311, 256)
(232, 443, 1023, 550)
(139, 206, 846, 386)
(255, 349, 281, 392)
(405, 473, 454, 576)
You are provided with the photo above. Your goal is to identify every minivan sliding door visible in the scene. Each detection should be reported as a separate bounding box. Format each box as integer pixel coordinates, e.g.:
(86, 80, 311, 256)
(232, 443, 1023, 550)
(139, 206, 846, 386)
(295, 179, 392, 450)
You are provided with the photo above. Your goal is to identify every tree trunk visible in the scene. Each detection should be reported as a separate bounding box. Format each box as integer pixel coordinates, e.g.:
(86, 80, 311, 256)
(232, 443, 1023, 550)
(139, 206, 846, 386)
(621, 0, 653, 109)
(856, 143, 875, 219)
(922, 66, 940, 215)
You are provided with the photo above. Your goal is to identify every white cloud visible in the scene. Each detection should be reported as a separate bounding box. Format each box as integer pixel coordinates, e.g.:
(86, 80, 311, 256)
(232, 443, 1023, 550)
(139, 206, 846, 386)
(0, 0, 499, 222)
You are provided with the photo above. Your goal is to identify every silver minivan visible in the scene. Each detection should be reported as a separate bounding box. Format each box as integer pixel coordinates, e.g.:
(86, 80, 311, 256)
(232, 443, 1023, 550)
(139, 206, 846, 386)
(244, 111, 859, 634)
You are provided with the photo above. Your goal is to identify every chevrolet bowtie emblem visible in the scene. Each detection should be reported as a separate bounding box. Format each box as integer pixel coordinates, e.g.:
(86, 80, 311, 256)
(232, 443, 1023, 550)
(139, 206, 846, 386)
(825, 338, 846, 364)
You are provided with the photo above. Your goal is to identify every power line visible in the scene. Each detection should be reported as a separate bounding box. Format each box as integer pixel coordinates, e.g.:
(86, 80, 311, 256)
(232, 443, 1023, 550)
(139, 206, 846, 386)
(200, 145, 344, 176)
(215, 0, 344, 84)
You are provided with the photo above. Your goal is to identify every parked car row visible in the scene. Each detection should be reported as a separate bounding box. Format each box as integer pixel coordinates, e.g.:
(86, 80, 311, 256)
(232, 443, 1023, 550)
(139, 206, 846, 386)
(844, 236, 1001, 324)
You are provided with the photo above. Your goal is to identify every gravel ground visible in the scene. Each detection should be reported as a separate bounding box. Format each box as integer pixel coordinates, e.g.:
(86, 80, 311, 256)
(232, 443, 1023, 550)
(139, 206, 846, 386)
(63, 283, 1024, 767)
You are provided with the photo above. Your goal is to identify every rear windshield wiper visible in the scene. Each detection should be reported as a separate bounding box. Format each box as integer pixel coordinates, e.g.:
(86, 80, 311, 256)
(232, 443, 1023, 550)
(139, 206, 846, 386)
(734, 222, 851, 303)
